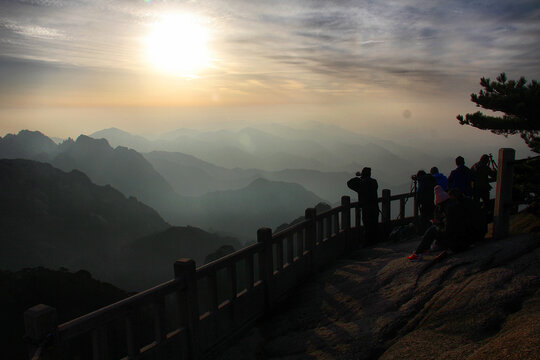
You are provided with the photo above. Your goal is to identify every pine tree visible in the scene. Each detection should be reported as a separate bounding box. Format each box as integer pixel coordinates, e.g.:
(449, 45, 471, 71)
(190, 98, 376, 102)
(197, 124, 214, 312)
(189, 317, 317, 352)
(457, 73, 540, 153)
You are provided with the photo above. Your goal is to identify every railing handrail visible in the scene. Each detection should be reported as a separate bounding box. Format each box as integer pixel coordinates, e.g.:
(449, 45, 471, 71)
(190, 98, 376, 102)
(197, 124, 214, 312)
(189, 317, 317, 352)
(314, 205, 343, 221)
(56, 277, 186, 340)
(510, 154, 540, 164)
(196, 242, 263, 278)
(389, 192, 415, 201)
(272, 219, 310, 239)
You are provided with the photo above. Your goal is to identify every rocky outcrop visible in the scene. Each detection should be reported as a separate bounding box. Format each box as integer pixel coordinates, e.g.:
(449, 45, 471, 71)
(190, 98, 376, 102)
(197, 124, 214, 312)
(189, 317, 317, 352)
(217, 233, 540, 359)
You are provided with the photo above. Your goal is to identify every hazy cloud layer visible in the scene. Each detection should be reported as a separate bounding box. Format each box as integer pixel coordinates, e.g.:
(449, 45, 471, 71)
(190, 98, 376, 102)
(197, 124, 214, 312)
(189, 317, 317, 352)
(1, 0, 539, 100)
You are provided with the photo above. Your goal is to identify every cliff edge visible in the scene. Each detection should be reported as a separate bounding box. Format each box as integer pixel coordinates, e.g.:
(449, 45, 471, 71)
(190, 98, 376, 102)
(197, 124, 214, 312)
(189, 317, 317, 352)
(216, 223, 540, 359)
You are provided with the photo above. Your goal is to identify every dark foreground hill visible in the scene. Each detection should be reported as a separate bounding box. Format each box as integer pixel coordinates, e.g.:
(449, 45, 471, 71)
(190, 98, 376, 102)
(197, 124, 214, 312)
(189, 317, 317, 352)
(0, 267, 129, 360)
(116, 226, 242, 290)
(0, 159, 243, 290)
(177, 178, 323, 240)
(217, 231, 540, 359)
(0, 159, 169, 279)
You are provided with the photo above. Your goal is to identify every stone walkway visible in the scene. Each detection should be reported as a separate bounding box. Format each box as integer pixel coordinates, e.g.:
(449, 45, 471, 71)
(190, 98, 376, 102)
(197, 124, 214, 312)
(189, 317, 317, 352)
(215, 234, 540, 359)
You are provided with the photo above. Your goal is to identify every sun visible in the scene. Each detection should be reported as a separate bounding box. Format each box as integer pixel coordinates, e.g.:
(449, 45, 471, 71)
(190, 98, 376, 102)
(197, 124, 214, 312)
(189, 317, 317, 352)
(145, 14, 211, 77)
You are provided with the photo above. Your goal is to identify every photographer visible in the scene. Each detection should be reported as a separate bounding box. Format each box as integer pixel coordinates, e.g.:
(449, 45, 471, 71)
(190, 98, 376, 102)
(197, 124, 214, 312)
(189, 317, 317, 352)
(471, 154, 497, 209)
(347, 167, 379, 245)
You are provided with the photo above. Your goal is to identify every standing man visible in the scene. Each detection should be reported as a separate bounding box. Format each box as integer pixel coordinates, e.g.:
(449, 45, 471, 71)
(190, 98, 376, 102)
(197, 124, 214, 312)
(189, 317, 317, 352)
(448, 156, 473, 197)
(471, 154, 497, 208)
(347, 167, 379, 245)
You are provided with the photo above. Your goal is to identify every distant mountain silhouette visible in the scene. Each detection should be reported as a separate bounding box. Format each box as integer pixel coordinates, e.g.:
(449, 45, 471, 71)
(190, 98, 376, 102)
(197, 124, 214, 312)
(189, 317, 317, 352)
(0, 130, 58, 160)
(143, 150, 251, 196)
(145, 151, 359, 202)
(88, 123, 444, 184)
(0, 131, 328, 240)
(90, 127, 154, 152)
(51, 135, 179, 213)
(0, 159, 169, 283)
(1, 131, 185, 223)
(176, 178, 324, 240)
(0, 267, 128, 360)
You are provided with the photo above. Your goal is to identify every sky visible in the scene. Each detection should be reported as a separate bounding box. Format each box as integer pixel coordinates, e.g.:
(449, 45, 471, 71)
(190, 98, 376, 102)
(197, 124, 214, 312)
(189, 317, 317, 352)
(1, 0, 539, 147)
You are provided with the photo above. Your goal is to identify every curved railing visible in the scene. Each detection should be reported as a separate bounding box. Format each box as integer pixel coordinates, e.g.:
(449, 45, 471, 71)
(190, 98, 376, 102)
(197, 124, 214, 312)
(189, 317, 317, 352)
(24, 190, 419, 360)
(23, 147, 525, 360)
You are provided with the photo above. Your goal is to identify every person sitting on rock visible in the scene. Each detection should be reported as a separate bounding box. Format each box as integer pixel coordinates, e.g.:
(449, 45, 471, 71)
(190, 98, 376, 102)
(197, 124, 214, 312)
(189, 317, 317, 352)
(416, 170, 437, 234)
(408, 185, 473, 261)
(448, 188, 488, 244)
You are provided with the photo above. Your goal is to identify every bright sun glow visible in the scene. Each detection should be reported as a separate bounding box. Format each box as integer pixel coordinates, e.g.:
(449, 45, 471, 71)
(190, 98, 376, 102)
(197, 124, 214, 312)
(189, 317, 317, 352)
(145, 14, 211, 78)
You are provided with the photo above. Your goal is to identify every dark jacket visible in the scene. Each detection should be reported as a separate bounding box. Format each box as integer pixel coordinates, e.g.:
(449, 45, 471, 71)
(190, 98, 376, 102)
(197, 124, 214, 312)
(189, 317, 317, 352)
(347, 176, 379, 214)
(471, 162, 496, 192)
(436, 196, 486, 252)
(417, 174, 437, 210)
(433, 173, 448, 190)
(448, 165, 473, 196)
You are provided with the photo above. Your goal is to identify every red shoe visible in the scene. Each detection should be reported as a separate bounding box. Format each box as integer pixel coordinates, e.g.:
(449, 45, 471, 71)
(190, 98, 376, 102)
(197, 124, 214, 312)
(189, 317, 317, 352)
(408, 252, 423, 261)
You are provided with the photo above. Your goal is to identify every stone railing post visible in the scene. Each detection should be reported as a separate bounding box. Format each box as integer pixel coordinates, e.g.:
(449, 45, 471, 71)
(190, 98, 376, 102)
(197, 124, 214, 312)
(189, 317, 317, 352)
(257, 227, 274, 309)
(381, 189, 391, 225)
(493, 148, 515, 239)
(24, 304, 58, 360)
(174, 258, 200, 359)
(341, 196, 352, 249)
(304, 208, 317, 271)
(381, 189, 391, 240)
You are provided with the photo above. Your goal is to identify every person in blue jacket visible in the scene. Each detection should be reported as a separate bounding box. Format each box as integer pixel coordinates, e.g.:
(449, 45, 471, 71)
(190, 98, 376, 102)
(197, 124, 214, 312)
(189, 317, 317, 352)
(430, 166, 448, 190)
(448, 156, 472, 196)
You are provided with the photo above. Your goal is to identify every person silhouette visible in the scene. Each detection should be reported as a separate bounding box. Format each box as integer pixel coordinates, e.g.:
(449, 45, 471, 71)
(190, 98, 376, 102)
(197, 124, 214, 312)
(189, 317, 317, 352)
(416, 170, 437, 234)
(448, 156, 473, 196)
(430, 166, 448, 190)
(471, 154, 497, 208)
(347, 167, 379, 245)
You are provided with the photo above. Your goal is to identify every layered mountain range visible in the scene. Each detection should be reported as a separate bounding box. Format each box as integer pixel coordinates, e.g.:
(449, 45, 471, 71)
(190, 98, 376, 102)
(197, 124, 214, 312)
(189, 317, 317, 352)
(0, 129, 330, 292)
(0, 159, 244, 290)
(2, 124, 496, 290)
(91, 123, 436, 181)
(0, 130, 324, 240)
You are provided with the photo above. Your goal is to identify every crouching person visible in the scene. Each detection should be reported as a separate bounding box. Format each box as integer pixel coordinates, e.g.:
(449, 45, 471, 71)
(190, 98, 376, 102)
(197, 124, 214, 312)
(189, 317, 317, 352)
(408, 185, 485, 261)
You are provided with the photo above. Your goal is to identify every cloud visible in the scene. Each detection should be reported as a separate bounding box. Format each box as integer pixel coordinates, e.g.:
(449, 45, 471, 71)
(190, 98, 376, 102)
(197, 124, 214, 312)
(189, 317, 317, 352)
(0, 0, 539, 100)
(1, 20, 65, 40)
